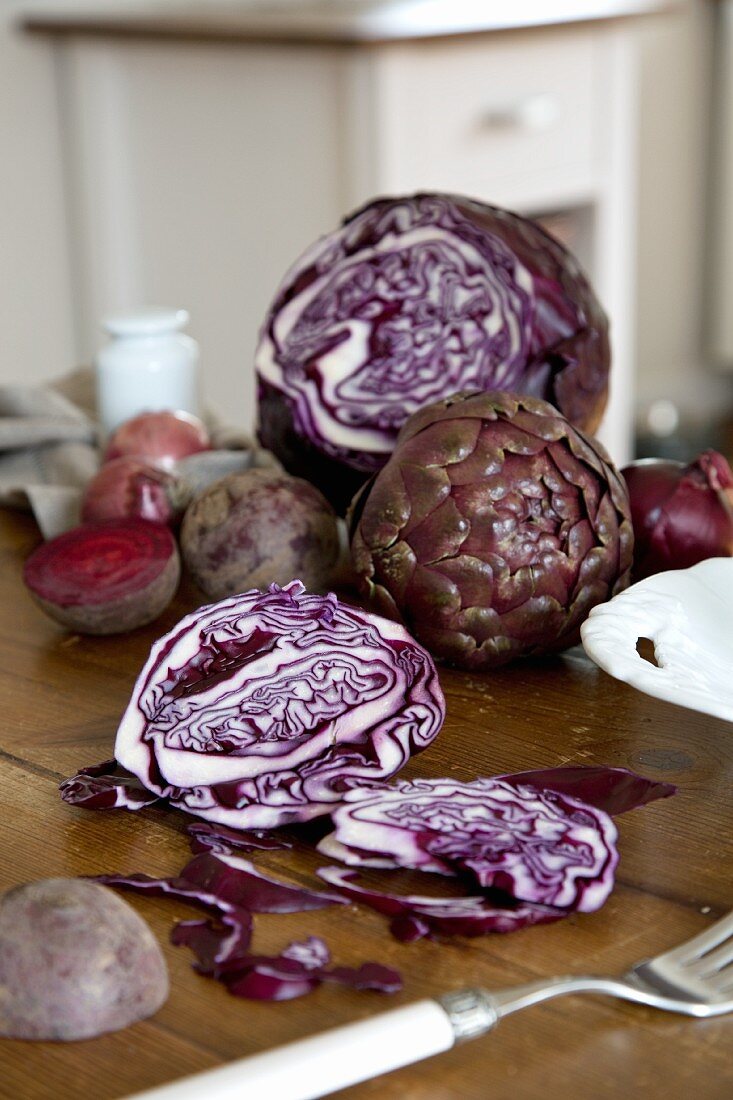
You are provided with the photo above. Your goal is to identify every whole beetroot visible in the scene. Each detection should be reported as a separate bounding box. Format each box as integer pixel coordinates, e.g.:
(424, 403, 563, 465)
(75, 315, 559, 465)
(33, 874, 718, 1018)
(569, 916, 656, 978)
(350, 390, 633, 669)
(0, 879, 168, 1041)
(181, 468, 340, 599)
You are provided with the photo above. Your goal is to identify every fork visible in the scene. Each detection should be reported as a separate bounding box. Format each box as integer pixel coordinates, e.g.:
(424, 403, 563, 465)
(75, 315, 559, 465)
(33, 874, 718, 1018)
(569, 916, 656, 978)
(131, 911, 733, 1100)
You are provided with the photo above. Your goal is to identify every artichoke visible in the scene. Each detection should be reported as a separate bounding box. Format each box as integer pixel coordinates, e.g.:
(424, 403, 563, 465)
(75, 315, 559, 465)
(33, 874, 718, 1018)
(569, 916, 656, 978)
(350, 391, 633, 669)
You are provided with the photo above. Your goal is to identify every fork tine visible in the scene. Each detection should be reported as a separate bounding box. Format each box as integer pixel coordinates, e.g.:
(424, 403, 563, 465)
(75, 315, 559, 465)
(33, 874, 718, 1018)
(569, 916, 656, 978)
(705, 965, 733, 993)
(686, 938, 733, 978)
(659, 912, 733, 966)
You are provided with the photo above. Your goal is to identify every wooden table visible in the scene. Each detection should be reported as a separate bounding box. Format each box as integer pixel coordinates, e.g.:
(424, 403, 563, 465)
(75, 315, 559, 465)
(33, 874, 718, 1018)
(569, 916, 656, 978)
(1, 508, 731, 1099)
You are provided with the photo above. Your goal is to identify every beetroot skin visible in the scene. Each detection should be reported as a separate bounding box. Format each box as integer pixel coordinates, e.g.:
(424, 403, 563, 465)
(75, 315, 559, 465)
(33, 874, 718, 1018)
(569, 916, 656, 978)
(0, 879, 168, 1041)
(23, 518, 180, 634)
(180, 469, 340, 599)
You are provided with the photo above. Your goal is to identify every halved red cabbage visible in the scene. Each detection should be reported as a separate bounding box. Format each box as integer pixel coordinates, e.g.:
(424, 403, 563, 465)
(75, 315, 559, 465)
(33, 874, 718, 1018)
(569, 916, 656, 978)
(317, 867, 562, 941)
(317, 777, 619, 912)
(113, 579, 445, 828)
(256, 193, 610, 510)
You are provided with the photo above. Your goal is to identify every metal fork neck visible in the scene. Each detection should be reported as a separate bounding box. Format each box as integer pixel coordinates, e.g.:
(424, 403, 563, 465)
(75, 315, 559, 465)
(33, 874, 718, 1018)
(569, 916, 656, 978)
(488, 976, 645, 1017)
(438, 973, 703, 1042)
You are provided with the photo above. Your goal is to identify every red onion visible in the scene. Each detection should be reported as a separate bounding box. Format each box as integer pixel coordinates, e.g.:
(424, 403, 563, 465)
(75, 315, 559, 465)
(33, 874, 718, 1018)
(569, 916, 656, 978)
(104, 411, 210, 470)
(81, 457, 189, 526)
(622, 451, 733, 579)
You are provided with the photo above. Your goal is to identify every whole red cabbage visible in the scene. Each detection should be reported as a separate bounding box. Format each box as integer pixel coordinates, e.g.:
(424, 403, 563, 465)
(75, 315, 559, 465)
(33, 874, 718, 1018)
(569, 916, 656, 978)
(114, 580, 445, 828)
(256, 193, 610, 510)
(622, 451, 733, 579)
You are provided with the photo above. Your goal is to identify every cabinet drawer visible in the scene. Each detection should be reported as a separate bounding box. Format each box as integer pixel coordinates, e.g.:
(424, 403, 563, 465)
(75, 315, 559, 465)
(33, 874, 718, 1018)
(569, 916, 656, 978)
(381, 30, 599, 210)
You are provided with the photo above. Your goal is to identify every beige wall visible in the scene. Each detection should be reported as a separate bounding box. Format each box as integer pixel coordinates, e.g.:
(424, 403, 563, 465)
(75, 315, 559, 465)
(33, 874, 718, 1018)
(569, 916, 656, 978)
(0, 2, 75, 385)
(634, 0, 732, 427)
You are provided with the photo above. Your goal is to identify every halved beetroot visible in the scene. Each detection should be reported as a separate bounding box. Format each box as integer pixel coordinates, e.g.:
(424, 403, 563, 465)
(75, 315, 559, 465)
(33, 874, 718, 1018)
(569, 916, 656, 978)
(23, 519, 180, 635)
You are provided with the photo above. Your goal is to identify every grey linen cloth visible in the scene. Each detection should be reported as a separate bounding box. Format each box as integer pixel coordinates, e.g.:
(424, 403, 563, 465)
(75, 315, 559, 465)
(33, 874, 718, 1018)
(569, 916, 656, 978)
(0, 368, 276, 539)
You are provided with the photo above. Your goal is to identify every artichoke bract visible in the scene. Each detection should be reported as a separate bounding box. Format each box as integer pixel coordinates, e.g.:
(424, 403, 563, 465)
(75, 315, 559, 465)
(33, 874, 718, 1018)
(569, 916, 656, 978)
(256, 193, 610, 511)
(114, 580, 445, 828)
(350, 391, 633, 669)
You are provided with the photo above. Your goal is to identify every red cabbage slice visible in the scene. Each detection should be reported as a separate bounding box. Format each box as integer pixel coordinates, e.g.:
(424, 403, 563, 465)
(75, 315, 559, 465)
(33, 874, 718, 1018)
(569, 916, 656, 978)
(174, 930, 402, 1000)
(222, 952, 321, 1001)
(317, 867, 562, 941)
(171, 916, 253, 972)
(98, 854, 400, 1002)
(498, 765, 676, 815)
(256, 193, 610, 511)
(98, 851, 346, 915)
(113, 579, 445, 829)
(60, 758, 162, 810)
(186, 821, 294, 855)
(172, 912, 253, 970)
(317, 777, 619, 912)
(178, 852, 347, 913)
(96, 862, 256, 969)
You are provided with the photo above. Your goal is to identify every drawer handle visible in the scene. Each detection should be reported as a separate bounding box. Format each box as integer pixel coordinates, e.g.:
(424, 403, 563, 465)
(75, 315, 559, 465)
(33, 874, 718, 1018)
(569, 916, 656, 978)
(480, 94, 559, 132)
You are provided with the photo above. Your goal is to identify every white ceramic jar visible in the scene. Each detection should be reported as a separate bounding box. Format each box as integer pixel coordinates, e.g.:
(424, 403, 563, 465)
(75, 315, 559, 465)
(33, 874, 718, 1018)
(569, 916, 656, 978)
(95, 307, 200, 434)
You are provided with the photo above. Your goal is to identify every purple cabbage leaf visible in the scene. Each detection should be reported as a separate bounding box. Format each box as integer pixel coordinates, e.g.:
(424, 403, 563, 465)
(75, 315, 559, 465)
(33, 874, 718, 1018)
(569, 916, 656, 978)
(97, 850, 346, 915)
(97, 850, 400, 1002)
(59, 758, 163, 811)
(173, 929, 402, 1001)
(186, 821, 295, 855)
(498, 765, 676, 816)
(317, 867, 562, 942)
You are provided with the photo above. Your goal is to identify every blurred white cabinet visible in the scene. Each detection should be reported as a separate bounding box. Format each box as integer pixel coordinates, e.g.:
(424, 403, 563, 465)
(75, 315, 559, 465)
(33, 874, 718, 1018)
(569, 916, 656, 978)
(52, 21, 640, 462)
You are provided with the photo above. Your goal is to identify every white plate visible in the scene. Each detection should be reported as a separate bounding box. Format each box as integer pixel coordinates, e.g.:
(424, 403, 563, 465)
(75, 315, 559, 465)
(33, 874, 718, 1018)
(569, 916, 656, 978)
(580, 557, 733, 722)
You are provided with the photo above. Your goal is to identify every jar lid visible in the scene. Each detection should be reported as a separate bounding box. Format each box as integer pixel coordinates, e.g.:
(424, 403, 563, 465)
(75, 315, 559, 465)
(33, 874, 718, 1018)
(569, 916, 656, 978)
(102, 308, 190, 337)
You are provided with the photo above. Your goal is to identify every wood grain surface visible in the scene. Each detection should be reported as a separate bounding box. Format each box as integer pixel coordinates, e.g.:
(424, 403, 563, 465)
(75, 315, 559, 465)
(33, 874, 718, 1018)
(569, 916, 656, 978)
(0, 508, 731, 1099)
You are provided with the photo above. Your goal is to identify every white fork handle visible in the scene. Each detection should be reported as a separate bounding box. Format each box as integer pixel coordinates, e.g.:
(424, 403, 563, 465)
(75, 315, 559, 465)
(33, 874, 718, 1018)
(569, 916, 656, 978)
(129, 999, 460, 1100)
